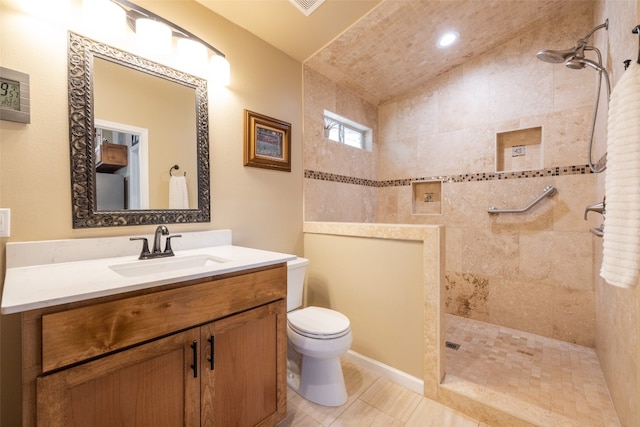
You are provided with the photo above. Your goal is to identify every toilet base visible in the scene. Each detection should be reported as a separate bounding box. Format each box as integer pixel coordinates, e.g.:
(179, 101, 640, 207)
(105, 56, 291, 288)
(288, 354, 348, 407)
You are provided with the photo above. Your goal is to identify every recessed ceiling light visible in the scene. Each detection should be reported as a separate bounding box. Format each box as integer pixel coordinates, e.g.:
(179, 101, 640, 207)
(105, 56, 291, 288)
(437, 31, 459, 48)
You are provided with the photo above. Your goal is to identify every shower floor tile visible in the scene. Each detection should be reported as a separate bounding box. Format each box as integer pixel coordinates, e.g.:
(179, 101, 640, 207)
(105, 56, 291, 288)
(445, 314, 620, 426)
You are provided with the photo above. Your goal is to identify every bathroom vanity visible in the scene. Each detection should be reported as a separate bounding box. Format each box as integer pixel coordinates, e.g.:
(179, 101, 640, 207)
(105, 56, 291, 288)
(1, 230, 294, 427)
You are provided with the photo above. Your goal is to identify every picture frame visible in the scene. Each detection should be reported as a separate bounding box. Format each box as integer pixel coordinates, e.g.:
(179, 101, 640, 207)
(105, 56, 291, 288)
(244, 109, 291, 172)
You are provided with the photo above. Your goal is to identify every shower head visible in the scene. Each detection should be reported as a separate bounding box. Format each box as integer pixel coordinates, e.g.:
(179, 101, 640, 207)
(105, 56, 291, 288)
(565, 57, 603, 71)
(536, 19, 607, 64)
(536, 48, 579, 64)
(536, 20, 610, 175)
(565, 56, 611, 95)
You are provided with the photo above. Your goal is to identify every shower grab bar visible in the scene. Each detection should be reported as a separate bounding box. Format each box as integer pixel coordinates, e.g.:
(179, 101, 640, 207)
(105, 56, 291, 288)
(487, 185, 557, 215)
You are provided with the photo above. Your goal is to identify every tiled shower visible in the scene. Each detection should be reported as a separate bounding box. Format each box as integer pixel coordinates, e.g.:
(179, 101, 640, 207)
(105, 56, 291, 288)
(306, 5, 599, 344)
(303, 1, 638, 425)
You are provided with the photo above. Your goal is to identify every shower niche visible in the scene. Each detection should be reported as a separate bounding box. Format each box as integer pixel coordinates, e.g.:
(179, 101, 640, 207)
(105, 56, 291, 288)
(412, 180, 442, 215)
(496, 126, 542, 172)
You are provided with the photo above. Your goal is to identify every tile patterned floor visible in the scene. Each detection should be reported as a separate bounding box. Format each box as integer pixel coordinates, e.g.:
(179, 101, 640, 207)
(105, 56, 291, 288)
(445, 314, 621, 427)
(277, 358, 485, 427)
(277, 315, 621, 427)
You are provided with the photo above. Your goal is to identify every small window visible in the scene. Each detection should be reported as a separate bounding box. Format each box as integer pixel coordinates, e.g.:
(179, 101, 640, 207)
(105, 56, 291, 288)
(323, 110, 371, 151)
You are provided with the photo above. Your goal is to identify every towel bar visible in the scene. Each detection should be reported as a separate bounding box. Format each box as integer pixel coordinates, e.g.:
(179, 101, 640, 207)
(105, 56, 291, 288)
(487, 185, 557, 214)
(169, 164, 186, 177)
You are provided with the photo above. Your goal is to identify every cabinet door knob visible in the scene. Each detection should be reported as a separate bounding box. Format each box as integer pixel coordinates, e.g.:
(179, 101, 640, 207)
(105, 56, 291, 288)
(207, 335, 215, 371)
(190, 340, 198, 378)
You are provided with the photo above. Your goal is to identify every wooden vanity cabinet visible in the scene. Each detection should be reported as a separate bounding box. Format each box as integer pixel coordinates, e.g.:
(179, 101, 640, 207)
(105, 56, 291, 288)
(22, 264, 287, 427)
(37, 327, 201, 426)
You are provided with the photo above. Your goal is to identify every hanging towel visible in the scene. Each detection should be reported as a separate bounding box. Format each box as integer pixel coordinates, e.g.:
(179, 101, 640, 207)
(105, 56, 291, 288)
(169, 175, 189, 209)
(601, 61, 640, 289)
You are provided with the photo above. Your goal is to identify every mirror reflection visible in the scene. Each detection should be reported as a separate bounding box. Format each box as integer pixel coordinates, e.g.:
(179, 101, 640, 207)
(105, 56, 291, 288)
(68, 32, 210, 228)
(93, 57, 197, 210)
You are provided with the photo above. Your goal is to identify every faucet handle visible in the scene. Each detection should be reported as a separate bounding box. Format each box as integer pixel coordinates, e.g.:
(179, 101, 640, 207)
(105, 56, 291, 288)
(130, 237, 151, 260)
(164, 234, 182, 255)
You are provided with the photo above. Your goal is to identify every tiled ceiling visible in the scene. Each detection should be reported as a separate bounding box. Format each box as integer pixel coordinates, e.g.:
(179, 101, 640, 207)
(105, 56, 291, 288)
(305, 0, 593, 105)
(200, 0, 594, 105)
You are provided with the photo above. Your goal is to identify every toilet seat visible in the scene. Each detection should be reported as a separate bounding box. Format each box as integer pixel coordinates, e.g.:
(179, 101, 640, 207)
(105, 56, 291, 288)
(288, 306, 351, 340)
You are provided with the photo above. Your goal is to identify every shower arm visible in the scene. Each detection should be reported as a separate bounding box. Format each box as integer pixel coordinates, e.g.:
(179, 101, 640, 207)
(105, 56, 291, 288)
(578, 20, 609, 46)
(569, 20, 609, 61)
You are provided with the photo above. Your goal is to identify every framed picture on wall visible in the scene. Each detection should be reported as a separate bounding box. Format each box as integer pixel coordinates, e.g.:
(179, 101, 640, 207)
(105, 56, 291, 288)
(244, 109, 291, 172)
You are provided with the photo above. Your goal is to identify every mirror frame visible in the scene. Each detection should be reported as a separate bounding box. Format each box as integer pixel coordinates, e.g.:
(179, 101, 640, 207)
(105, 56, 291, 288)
(68, 32, 210, 228)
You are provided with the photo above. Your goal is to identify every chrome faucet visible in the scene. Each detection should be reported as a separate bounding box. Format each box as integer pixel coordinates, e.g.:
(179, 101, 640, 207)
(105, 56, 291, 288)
(130, 225, 182, 260)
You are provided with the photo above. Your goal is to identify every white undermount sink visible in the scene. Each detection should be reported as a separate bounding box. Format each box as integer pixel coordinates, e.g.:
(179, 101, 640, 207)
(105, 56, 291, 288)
(108, 254, 231, 277)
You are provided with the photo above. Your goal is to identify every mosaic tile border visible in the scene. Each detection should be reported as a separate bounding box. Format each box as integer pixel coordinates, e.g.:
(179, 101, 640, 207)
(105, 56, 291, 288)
(304, 165, 594, 188)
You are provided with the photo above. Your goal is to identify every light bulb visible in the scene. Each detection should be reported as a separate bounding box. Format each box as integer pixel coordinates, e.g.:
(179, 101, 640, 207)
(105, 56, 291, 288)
(136, 18, 172, 55)
(437, 31, 459, 48)
(83, 0, 126, 40)
(177, 38, 209, 74)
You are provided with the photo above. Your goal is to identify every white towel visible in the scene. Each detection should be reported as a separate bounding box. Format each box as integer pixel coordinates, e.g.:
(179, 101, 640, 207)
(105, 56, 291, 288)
(601, 61, 640, 288)
(169, 175, 189, 209)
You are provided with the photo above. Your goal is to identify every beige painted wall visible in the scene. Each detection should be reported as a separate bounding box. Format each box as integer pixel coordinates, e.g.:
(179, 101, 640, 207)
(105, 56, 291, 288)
(303, 233, 424, 378)
(0, 0, 303, 424)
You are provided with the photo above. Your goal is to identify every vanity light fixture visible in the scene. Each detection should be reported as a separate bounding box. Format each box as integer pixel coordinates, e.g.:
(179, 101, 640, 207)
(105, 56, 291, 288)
(105, 0, 231, 86)
(437, 30, 460, 48)
(210, 55, 231, 87)
(83, 0, 126, 39)
(177, 38, 209, 73)
(135, 18, 172, 55)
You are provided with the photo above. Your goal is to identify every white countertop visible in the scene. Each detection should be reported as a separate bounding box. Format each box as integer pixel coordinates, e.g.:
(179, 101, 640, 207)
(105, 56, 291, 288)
(1, 230, 296, 314)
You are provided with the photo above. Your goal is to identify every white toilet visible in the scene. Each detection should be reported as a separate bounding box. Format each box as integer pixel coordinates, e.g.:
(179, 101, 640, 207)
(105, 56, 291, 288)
(286, 257, 353, 407)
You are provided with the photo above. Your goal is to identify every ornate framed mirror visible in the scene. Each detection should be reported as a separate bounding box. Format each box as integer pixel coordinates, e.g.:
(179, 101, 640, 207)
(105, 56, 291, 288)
(68, 32, 210, 228)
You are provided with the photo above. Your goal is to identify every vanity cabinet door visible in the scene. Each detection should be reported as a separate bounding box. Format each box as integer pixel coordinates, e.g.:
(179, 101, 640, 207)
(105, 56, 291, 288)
(200, 300, 286, 427)
(36, 328, 200, 427)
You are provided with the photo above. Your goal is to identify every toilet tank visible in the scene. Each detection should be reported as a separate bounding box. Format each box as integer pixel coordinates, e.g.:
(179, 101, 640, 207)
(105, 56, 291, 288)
(287, 257, 309, 312)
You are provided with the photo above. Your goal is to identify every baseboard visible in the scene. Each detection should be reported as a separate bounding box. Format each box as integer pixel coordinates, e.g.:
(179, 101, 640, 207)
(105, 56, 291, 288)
(343, 350, 424, 394)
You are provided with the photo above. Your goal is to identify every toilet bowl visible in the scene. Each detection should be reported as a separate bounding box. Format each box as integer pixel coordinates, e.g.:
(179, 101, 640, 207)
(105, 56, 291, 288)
(286, 258, 353, 407)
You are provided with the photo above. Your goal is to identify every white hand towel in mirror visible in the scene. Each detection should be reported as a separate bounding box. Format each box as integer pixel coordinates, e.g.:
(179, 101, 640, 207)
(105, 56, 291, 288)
(169, 175, 189, 209)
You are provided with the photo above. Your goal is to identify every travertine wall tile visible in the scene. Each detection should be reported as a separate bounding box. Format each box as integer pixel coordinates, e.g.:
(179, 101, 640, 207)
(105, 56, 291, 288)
(488, 278, 555, 338)
(544, 107, 593, 167)
(416, 132, 464, 177)
(552, 287, 595, 346)
(303, 0, 601, 351)
(519, 231, 593, 290)
(304, 66, 336, 121)
(445, 272, 490, 321)
(397, 91, 438, 140)
(460, 229, 520, 280)
(551, 174, 599, 232)
(377, 136, 418, 180)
